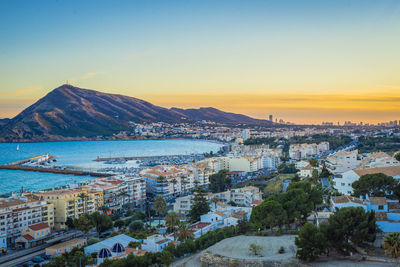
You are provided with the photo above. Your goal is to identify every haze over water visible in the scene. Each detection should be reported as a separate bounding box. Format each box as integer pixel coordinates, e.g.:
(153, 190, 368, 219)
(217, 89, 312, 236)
(0, 139, 222, 194)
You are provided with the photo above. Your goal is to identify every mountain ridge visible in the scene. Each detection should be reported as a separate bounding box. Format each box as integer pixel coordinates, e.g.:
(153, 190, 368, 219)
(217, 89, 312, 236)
(0, 84, 271, 142)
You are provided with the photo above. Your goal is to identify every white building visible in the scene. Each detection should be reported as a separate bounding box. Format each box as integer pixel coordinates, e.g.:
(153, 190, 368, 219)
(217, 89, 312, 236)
(289, 142, 329, 160)
(357, 152, 400, 169)
(242, 129, 250, 141)
(333, 166, 400, 195)
(141, 234, 175, 252)
(326, 150, 359, 174)
(0, 193, 53, 245)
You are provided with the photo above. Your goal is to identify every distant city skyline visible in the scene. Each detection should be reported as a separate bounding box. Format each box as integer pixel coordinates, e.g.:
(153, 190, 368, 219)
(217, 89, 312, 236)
(1, 0, 400, 124)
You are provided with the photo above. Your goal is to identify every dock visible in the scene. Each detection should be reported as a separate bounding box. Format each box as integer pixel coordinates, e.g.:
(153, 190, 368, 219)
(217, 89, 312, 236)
(94, 154, 189, 161)
(0, 165, 112, 177)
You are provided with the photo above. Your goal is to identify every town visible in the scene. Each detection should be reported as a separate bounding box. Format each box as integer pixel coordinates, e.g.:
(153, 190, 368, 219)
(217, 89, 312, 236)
(0, 122, 399, 266)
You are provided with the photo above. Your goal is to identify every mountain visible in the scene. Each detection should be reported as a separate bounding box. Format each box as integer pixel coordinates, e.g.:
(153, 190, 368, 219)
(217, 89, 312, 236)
(0, 84, 270, 142)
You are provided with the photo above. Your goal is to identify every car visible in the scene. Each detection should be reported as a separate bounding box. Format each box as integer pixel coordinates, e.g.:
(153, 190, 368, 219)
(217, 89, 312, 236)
(32, 256, 44, 263)
(43, 254, 52, 260)
(21, 261, 33, 267)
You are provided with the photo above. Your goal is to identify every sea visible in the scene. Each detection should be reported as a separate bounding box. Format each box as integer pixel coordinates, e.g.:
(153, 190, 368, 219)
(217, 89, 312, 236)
(0, 139, 223, 194)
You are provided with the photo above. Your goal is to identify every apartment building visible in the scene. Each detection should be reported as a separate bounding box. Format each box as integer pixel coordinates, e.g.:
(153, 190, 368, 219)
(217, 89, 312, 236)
(333, 166, 400, 195)
(357, 152, 400, 169)
(37, 188, 102, 229)
(140, 165, 195, 198)
(0, 193, 53, 245)
(173, 186, 262, 214)
(289, 142, 329, 160)
(326, 150, 359, 174)
(187, 161, 215, 187)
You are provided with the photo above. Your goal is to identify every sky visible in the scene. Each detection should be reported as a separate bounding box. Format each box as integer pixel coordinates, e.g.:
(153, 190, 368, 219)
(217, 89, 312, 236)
(0, 0, 399, 124)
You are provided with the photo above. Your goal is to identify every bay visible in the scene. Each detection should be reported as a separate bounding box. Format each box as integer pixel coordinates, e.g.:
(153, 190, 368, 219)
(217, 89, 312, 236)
(0, 139, 222, 194)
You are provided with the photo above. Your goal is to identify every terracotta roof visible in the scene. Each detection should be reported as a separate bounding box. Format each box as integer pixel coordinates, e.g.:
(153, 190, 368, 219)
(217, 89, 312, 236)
(331, 195, 364, 205)
(375, 212, 388, 221)
(214, 211, 226, 217)
(22, 234, 34, 241)
(388, 202, 400, 211)
(353, 166, 400, 177)
(191, 222, 211, 230)
(251, 200, 263, 205)
(155, 238, 170, 244)
(231, 211, 247, 219)
(301, 164, 313, 170)
(369, 197, 387, 205)
(28, 222, 49, 231)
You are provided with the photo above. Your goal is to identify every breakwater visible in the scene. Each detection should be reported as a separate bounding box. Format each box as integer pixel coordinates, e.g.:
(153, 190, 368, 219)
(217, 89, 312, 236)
(0, 165, 112, 177)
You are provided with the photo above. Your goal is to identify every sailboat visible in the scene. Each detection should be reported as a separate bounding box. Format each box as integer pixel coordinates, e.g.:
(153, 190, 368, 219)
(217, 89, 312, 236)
(16, 145, 19, 151)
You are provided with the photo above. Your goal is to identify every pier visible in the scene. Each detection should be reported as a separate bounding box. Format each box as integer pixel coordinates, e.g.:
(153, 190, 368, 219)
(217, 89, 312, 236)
(0, 165, 112, 177)
(94, 154, 191, 161)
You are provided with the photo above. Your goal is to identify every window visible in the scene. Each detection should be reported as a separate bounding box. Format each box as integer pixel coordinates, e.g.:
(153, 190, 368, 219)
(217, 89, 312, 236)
(378, 205, 384, 210)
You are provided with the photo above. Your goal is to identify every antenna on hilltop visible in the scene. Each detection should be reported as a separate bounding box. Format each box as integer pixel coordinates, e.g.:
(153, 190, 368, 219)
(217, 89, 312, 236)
(66, 80, 70, 85)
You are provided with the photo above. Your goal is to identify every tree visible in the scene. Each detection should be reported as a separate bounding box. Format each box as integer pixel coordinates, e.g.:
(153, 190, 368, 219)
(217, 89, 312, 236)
(171, 179, 178, 196)
(153, 196, 167, 226)
(311, 169, 319, 182)
(250, 200, 286, 230)
(383, 232, 400, 265)
(188, 191, 210, 222)
(65, 217, 74, 229)
(114, 219, 125, 229)
(352, 173, 398, 197)
(277, 163, 298, 174)
(209, 170, 230, 193)
(91, 212, 113, 236)
(118, 189, 129, 208)
(295, 223, 328, 261)
(319, 164, 331, 178)
(249, 243, 262, 256)
(177, 223, 194, 241)
(165, 212, 180, 238)
(309, 158, 319, 167)
(129, 220, 144, 232)
(395, 153, 400, 162)
(326, 207, 377, 250)
(73, 213, 94, 234)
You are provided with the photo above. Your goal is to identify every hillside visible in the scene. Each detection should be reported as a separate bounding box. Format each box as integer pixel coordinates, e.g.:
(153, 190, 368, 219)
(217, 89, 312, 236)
(0, 84, 270, 142)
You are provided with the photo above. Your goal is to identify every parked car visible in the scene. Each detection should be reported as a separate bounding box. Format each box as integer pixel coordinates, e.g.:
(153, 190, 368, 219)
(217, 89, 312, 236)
(32, 256, 44, 263)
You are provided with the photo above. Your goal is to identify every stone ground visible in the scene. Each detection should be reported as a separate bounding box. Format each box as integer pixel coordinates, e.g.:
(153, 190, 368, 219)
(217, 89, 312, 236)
(171, 235, 395, 267)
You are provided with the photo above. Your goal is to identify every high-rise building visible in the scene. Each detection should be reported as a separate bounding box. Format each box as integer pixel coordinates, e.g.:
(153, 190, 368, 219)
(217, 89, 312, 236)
(242, 129, 250, 141)
(269, 115, 273, 122)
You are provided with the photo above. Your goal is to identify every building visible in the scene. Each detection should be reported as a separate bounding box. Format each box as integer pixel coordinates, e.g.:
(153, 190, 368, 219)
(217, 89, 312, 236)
(326, 150, 359, 174)
(298, 164, 315, 178)
(15, 222, 54, 249)
(333, 166, 400, 195)
(242, 129, 250, 141)
(0, 193, 53, 245)
(330, 195, 400, 233)
(289, 142, 329, 160)
(84, 234, 138, 255)
(0, 233, 6, 253)
(141, 234, 175, 253)
(46, 238, 87, 256)
(140, 165, 194, 198)
(357, 152, 400, 169)
(173, 186, 262, 214)
(37, 188, 103, 229)
(269, 115, 273, 122)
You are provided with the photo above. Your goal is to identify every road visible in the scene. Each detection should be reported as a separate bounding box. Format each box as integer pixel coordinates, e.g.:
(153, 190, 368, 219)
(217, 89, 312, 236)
(0, 230, 82, 266)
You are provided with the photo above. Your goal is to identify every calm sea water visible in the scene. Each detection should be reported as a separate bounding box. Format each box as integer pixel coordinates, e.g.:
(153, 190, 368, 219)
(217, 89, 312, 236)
(0, 139, 222, 194)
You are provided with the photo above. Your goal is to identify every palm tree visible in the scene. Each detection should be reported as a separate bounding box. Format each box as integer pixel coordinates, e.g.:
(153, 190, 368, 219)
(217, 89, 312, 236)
(118, 189, 129, 209)
(211, 197, 219, 210)
(383, 232, 400, 266)
(177, 223, 194, 242)
(171, 179, 178, 197)
(165, 212, 180, 240)
(99, 205, 110, 215)
(78, 193, 89, 214)
(153, 196, 167, 227)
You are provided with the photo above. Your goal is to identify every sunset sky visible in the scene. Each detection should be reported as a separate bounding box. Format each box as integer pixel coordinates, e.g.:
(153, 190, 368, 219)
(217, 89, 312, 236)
(0, 0, 399, 124)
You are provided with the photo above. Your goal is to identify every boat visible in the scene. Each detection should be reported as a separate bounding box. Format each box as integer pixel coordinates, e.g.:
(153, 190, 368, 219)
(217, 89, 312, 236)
(16, 145, 19, 151)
